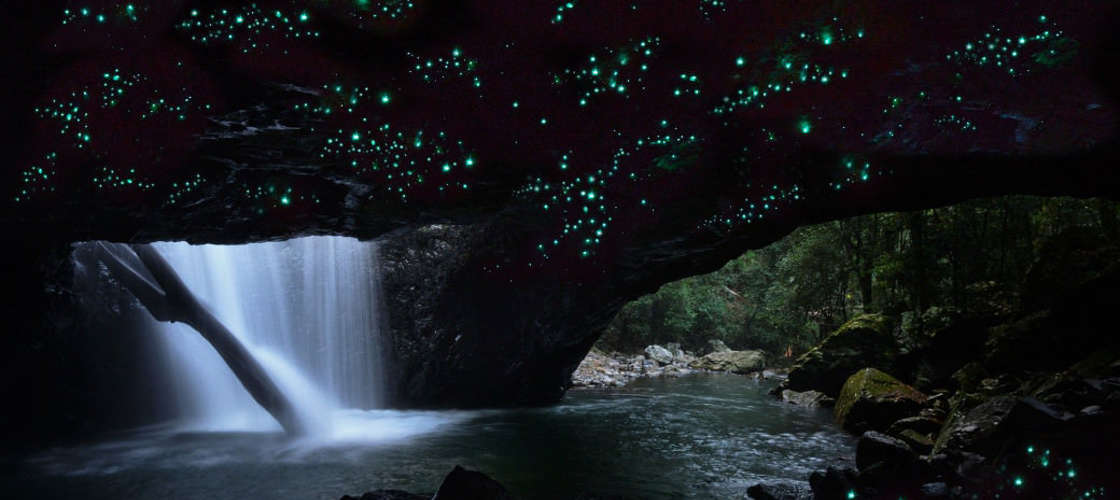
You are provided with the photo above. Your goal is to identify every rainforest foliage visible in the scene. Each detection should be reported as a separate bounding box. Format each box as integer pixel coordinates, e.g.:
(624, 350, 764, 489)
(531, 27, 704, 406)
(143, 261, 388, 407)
(599, 196, 1120, 355)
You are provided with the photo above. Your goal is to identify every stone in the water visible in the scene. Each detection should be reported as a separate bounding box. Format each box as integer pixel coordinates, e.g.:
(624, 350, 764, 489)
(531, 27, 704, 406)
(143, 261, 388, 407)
(433, 465, 516, 500)
(689, 349, 765, 373)
(785, 314, 899, 397)
(834, 368, 927, 434)
(746, 479, 812, 499)
(644, 344, 675, 365)
(781, 389, 833, 407)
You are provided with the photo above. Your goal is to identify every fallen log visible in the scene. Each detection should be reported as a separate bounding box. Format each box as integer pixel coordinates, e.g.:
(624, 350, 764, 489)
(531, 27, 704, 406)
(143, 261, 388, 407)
(94, 242, 308, 435)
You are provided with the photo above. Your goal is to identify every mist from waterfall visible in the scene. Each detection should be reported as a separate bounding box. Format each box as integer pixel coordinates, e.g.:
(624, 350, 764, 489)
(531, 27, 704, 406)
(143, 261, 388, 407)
(149, 237, 387, 434)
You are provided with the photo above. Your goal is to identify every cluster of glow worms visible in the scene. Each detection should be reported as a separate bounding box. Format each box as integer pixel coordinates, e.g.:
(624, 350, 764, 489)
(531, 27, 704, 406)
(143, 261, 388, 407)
(21, 4, 1082, 264)
(712, 22, 860, 115)
(349, 0, 416, 24)
(934, 114, 979, 133)
(61, 3, 144, 26)
(242, 183, 320, 212)
(306, 85, 474, 202)
(14, 153, 58, 203)
(164, 173, 207, 206)
(176, 5, 319, 53)
(1000, 445, 1107, 499)
(21, 64, 211, 203)
(550, 1, 740, 24)
(407, 47, 481, 87)
(556, 37, 661, 107)
(91, 166, 154, 191)
(516, 122, 701, 260)
(945, 18, 1067, 76)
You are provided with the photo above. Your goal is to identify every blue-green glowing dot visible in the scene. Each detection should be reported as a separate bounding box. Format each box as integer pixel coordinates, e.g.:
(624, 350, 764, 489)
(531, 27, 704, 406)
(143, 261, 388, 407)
(380, 93, 391, 104)
(1069, 469, 1076, 478)
(1014, 477, 1024, 487)
(799, 120, 811, 134)
(351, 132, 361, 141)
(441, 163, 451, 172)
(300, 12, 309, 22)
(735, 56, 745, 66)
(512, 101, 519, 108)
(846, 490, 856, 499)
(280, 196, 290, 205)
(465, 157, 474, 167)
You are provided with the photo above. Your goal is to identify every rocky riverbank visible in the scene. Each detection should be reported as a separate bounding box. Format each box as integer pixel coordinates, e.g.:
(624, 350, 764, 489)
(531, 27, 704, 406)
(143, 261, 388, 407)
(570, 340, 774, 388)
(752, 230, 1120, 499)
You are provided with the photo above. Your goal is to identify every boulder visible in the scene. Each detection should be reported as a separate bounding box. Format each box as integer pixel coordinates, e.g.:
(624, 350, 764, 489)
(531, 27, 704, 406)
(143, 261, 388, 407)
(746, 480, 812, 500)
(886, 416, 943, 437)
(689, 349, 766, 373)
(834, 368, 928, 434)
(665, 342, 686, 359)
(643, 345, 675, 365)
(855, 431, 917, 472)
(785, 314, 899, 397)
(781, 389, 834, 408)
(432, 465, 516, 500)
(705, 339, 732, 354)
(894, 429, 934, 455)
(933, 395, 1017, 456)
(808, 466, 858, 500)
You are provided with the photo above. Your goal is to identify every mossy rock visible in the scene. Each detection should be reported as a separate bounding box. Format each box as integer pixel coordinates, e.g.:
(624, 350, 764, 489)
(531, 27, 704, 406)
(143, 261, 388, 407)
(786, 314, 899, 397)
(834, 368, 928, 434)
(690, 349, 765, 373)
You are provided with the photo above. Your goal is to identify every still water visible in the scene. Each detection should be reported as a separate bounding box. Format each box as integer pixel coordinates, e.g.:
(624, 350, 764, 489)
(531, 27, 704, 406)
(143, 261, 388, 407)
(10, 375, 853, 499)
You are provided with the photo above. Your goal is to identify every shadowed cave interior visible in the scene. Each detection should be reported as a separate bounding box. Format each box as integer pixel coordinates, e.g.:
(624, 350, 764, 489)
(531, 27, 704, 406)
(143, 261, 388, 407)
(3, 1, 1120, 499)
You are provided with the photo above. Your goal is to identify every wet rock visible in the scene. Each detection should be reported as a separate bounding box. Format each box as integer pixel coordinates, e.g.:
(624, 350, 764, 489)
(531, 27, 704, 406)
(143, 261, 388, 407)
(894, 429, 935, 455)
(887, 416, 943, 437)
(919, 482, 949, 498)
(855, 431, 917, 472)
(341, 491, 428, 500)
(781, 389, 833, 408)
(834, 368, 928, 434)
(644, 345, 675, 365)
(664, 342, 686, 360)
(690, 349, 765, 373)
(433, 465, 516, 500)
(933, 395, 1016, 456)
(808, 466, 859, 500)
(746, 480, 812, 500)
(785, 314, 899, 397)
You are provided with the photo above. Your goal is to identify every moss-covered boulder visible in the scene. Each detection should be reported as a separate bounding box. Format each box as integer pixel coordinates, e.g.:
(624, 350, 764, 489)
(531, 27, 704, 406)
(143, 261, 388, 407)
(834, 368, 928, 434)
(690, 349, 765, 373)
(786, 314, 898, 397)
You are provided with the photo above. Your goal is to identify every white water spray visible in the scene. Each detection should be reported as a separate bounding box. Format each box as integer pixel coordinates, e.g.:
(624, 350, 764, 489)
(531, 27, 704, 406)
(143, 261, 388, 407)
(149, 236, 386, 435)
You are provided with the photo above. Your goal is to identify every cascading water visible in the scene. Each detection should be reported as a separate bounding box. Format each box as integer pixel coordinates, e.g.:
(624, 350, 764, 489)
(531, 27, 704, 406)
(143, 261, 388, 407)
(148, 236, 386, 434)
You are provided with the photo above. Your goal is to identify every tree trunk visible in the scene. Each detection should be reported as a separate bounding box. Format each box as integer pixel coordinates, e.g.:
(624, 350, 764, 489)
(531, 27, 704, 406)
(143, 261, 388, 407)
(95, 242, 308, 435)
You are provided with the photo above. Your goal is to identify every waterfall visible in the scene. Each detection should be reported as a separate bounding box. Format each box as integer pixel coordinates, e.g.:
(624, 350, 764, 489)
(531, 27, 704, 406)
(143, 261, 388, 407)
(148, 236, 386, 433)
